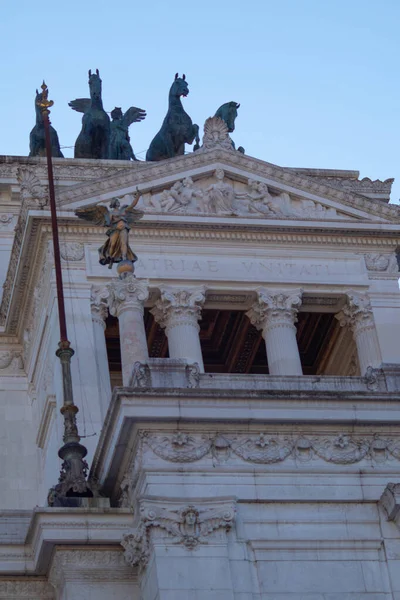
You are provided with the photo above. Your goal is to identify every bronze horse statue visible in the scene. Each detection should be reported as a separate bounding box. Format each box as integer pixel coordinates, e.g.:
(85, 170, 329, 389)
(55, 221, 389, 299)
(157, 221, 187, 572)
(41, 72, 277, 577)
(29, 88, 63, 157)
(214, 101, 244, 153)
(69, 69, 110, 159)
(146, 73, 199, 161)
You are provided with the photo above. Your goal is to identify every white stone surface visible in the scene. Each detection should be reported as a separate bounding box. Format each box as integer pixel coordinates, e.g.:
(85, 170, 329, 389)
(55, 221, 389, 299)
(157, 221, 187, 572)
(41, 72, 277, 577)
(0, 154, 399, 598)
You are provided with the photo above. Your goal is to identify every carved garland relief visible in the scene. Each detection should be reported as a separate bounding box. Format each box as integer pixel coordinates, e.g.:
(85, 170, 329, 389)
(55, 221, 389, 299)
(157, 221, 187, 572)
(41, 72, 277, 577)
(138, 430, 400, 466)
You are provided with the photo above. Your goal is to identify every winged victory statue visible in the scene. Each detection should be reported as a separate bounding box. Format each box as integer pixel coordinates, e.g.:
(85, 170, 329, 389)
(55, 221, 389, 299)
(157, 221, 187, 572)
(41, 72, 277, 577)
(75, 191, 144, 275)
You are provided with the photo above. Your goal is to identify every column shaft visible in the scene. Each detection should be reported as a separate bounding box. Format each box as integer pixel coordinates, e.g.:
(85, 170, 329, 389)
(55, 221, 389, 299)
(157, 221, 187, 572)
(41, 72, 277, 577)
(107, 276, 149, 386)
(337, 291, 382, 376)
(263, 321, 302, 375)
(247, 288, 303, 376)
(151, 286, 206, 372)
(118, 307, 149, 384)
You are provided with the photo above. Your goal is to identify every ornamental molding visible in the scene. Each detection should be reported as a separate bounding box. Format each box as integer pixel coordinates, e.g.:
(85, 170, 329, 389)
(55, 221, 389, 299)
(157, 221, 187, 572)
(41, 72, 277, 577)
(47, 150, 400, 224)
(49, 548, 136, 587)
(17, 166, 48, 208)
(0, 211, 398, 336)
(90, 284, 109, 325)
(139, 430, 400, 466)
(0, 580, 54, 598)
(121, 497, 236, 569)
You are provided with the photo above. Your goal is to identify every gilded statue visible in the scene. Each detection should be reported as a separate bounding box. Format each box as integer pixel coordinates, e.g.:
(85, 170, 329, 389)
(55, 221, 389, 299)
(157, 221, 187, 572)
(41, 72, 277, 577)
(75, 191, 143, 270)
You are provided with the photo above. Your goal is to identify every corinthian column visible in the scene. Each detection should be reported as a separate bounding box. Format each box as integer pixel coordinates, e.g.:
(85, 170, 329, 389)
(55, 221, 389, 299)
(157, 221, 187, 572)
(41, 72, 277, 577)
(107, 276, 149, 385)
(246, 288, 303, 376)
(151, 286, 206, 372)
(91, 286, 112, 419)
(336, 290, 382, 375)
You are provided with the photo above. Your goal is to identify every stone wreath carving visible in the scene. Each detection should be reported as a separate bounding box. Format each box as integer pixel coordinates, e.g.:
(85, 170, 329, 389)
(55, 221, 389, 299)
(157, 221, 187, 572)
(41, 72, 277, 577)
(122, 499, 235, 569)
(143, 171, 342, 220)
(141, 431, 400, 465)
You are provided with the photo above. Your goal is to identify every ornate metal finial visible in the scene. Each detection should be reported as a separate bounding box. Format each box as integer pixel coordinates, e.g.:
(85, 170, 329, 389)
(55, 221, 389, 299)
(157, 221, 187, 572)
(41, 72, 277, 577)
(36, 81, 54, 117)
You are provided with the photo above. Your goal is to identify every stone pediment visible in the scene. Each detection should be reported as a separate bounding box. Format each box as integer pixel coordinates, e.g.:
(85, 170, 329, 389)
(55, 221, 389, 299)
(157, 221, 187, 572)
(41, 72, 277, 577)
(57, 149, 400, 225)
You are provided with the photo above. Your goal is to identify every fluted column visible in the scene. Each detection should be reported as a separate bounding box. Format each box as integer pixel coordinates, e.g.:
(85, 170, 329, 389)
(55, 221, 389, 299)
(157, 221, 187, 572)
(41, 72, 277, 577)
(90, 286, 112, 419)
(151, 286, 206, 372)
(246, 288, 303, 376)
(107, 276, 149, 385)
(336, 290, 382, 375)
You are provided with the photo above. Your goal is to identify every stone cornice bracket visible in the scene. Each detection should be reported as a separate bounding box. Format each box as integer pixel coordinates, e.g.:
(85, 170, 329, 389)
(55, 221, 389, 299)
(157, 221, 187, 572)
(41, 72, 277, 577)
(380, 483, 400, 525)
(336, 290, 375, 336)
(106, 275, 149, 317)
(121, 497, 236, 571)
(90, 285, 109, 328)
(246, 288, 303, 333)
(151, 285, 206, 333)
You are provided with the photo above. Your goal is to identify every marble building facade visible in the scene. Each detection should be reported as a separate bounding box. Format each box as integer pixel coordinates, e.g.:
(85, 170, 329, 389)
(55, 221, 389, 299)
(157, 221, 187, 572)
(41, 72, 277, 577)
(0, 135, 399, 598)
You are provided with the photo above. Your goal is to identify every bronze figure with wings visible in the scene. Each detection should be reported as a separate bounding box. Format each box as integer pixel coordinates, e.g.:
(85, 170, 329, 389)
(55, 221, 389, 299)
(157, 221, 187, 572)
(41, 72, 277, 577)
(75, 191, 144, 271)
(109, 106, 146, 161)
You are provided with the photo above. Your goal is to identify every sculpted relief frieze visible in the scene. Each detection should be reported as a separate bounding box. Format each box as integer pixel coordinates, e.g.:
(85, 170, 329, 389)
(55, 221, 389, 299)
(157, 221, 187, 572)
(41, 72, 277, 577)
(141, 169, 348, 221)
(139, 430, 400, 467)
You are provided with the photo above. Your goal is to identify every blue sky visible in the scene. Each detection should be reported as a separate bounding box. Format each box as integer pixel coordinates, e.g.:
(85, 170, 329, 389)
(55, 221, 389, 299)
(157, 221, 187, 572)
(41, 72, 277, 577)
(1, 0, 399, 201)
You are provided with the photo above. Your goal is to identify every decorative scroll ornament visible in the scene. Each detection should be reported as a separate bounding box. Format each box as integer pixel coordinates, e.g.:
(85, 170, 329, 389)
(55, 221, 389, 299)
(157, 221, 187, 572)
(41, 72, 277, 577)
(122, 499, 236, 569)
(106, 275, 149, 316)
(246, 288, 303, 332)
(151, 286, 206, 332)
(380, 482, 400, 522)
(336, 290, 375, 334)
(140, 430, 400, 466)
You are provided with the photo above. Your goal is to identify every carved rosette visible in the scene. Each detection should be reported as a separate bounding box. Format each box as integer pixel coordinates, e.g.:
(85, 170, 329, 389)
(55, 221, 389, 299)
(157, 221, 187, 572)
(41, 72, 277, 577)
(246, 288, 303, 334)
(90, 285, 109, 329)
(151, 286, 206, 333)
(336, 291, 375, 337)
(122, 498, 236, 570)
(107, 275, 149, 317)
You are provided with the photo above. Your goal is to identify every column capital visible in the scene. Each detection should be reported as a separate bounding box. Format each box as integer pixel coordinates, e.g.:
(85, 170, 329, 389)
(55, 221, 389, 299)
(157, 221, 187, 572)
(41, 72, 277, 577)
(151, 285, 206, 332)
(246, 288, 303, 332)
(90, 285, 109, 328)
(336, 290, 374, 335)
(107, 275, 149, 317)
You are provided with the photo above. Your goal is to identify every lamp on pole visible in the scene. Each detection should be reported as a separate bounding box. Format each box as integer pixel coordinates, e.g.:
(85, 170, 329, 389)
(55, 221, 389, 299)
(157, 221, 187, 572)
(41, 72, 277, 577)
(37, 82, 94, 506)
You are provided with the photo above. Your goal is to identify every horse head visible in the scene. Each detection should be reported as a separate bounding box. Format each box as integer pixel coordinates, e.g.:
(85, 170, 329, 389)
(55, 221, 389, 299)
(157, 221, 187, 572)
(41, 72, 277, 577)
(88, 69, 102, 102)
(214, 102, 240, 133)
(169, 73, 189, 99)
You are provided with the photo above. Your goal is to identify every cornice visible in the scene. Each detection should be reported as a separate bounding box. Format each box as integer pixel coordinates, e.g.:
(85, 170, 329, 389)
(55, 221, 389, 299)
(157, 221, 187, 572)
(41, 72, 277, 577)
(0, 212, 398, 336)
(51, 149, 400, 223)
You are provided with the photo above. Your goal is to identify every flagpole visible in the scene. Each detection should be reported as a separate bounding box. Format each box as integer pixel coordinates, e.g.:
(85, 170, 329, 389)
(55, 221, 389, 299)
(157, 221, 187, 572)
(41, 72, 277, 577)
(37, 82, 93, 505)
